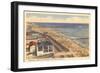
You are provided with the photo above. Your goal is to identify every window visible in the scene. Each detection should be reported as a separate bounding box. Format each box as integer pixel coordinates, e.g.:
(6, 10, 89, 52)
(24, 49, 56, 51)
(38, 45, 42, 51)
(43, 46, 48, 52)
(37, 42, 43, 51)
(49, 46, 53, 52)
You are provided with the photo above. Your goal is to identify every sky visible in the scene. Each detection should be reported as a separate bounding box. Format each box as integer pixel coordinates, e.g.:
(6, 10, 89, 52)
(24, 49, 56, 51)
(25, 11, 90, 24)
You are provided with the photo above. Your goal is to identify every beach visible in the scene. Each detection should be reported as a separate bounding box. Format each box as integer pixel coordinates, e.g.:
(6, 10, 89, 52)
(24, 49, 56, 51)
(25, 25, 89, 61)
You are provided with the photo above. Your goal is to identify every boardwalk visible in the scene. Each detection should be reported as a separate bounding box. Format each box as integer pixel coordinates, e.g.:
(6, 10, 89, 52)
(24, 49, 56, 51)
(47, 35, 69, 52)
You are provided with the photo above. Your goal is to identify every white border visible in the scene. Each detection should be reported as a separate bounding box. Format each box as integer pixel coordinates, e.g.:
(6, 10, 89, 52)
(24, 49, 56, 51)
(18, 5, 96, 68)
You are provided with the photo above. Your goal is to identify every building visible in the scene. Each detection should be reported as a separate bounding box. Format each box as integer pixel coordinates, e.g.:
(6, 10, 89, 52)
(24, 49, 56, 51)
(35, 38, 54, 56)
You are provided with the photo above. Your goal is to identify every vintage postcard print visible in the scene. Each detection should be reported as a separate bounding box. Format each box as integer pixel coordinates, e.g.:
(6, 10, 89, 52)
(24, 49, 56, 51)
(24, 11, 90, 61)
(11, 2, 97, 71)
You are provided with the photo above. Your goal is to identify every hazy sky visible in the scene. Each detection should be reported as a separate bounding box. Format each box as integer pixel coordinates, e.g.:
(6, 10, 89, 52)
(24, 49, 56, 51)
(25, 11, 90, 24)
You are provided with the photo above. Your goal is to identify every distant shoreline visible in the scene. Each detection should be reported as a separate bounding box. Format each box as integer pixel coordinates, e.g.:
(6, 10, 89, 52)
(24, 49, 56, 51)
(28, 22, 89, 25)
